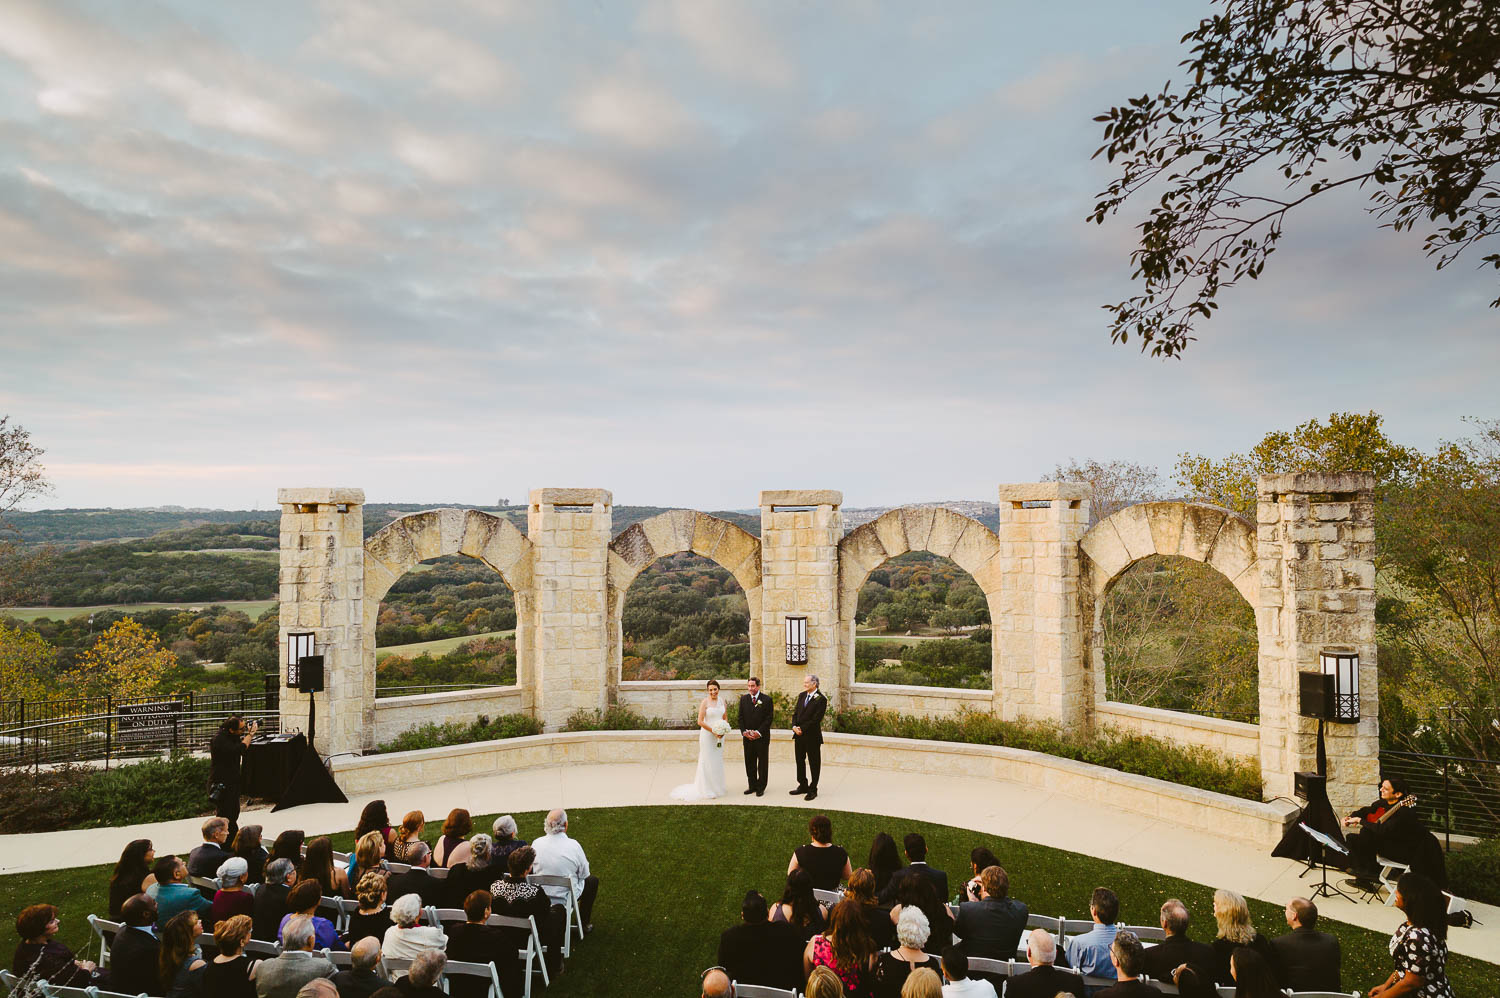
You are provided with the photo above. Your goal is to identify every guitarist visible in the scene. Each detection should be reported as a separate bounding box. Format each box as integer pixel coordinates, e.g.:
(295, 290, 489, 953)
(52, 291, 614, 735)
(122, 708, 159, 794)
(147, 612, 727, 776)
(1342, 776, 1422, 885)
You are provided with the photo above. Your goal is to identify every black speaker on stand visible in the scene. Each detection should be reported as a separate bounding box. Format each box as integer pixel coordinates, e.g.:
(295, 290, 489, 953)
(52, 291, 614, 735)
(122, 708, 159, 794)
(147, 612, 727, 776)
(1272, 672, 1347, 872)
(273, 655, 347, 811)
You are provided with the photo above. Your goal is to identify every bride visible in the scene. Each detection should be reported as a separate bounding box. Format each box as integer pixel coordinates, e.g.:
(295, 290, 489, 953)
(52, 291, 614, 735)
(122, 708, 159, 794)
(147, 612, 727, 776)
(670, 679, 730, 801)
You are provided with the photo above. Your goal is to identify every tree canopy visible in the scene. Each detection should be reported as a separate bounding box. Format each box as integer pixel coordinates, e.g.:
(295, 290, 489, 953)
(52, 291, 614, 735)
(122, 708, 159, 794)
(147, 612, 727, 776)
(1092, 0, 1500, 356)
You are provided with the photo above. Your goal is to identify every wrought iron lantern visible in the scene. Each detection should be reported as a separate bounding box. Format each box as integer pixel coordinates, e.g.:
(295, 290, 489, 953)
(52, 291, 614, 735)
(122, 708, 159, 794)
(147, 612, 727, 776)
(785, 616, 808, 666)
(1320, 650, 1360, 723)
(286, 631, 316, 689)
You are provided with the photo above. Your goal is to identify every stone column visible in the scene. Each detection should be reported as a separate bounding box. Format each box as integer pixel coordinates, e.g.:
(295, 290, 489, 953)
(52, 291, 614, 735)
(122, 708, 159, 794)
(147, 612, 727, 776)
(277, 488, 366, 757)
(529, 488, 611, 731)
(1257, 472, 1379, 814)
(994, 483, 1091, 727)
(759, 491, 843, 702)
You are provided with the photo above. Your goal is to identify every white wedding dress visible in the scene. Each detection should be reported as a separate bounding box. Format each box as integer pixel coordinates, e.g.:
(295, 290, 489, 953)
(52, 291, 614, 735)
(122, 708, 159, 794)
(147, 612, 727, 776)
(670, 698, 728, 801)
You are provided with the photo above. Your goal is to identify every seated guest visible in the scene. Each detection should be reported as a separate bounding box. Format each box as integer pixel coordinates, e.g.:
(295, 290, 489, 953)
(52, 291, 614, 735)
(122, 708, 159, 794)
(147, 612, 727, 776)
(391, 811, 426, 863)
(387, 842, 443, 906)
(954, 865, 1027, 962)
(204, 913, 259, 998)
(332, 936, 391, 998)
(1063, 887, 1121, 984)
(770, 868, 827, 941)
(490, 815, 527, 865)
(1170, 965, 1217, 998)
(702, 965, 734, 998)
(490, 846, 565, 977)
(254, 858, 298, 942)
(890, 873, 953, 954)
(805, 965, 842, 998)
(383, 893, 448, 960)
(394, 950, 446, 998)
(804, 898, 879, 996)
(962, 848, 1001, 903)
(255, 917, 335, 998)
(354, 800, 396, 859)
(717, 890, 804, 991)
(444, 890, 521, 998)
(848, 868, 896, 950)
(1270, 896, 1340, 993)
(301, 836, 353, 899)
(109, 839, 157, 919)
(789, 814, 854, 891)
(111, 894, 163, 996)
(271, 830, 306, 867)
(301, 981, 340, 998)
(433, 809, 474, 868)
(903, 967, 943, 998)
(1141, 898, 1214, 983)
(1004, 928, 1085, 998)
(189, 817, 237, 879)
(445, 833, 502, 907)
(279, 879, 346, 952)
(10, 903, 102, 989)
(350, 831, 389, 886)
(1226, 947, 1280, 998)
(879, 833, 947, 906)
(869, 832, 903, 897)
(1094, 931, 1160, 997)
(938, 946, 996, 998)
(158, 909, 207, 996)
(876, 906, 941, 998)
(1209, 889, 1277, 986)
(531, 808, 600, 930)
(346, 872, 394, 947)
(153, 855, 213, 927)
(233, 825, 269, 885)
(211, 857, 257, 929)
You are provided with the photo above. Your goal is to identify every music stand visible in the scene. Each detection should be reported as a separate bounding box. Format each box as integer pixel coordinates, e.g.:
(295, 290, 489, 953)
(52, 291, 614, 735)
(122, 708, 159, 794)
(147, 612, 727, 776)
(1300, 822, 1355, 902)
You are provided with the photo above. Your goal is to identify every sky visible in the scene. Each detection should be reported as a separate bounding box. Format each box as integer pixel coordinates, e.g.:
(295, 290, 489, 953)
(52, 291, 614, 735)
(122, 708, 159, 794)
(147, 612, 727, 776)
(1, 0, 1495, 513)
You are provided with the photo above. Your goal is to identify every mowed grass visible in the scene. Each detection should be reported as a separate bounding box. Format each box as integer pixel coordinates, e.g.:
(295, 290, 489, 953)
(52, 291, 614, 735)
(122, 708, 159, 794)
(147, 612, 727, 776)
(375, 630, 517, 661)
(2, 805, 1494, 996)
(1, 599, 277, 624)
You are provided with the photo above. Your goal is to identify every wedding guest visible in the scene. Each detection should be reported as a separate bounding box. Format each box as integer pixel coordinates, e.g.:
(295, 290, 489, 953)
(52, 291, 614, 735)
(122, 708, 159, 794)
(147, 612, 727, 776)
(271, 830, 306, 867)
(443, 890, 521, 998)
(255, 917, 335, 998)
(789, 814, 854, 891)
(158, 910, 207, 996)
(110, 895, 163, 996)
(432, 809, 474, 868)
(531, 808, 599, 930)
(253, 859, 297, 942)
(880, 834, 947, 905)
(1368, 871, 1457, 998)
(345, 872, 394, 948)
(210, 856, 257, 930)
(279, 879, 346, 952)
(490, 846, 565, 977)
(1063, 887, 1121, 984)
(1270, 897, 1341, 993)
(1226, 947, 1280, 998)
(189, 817, 236, 878)
(875, 906, 941, 998)
(938, 947, 996, 998)
(386, 842, 442, 906)
(233, 825, 269, 885)
(350, 831, 388, 886)
(394, 950, 446, 998)
(203, 913, 259, 998)
(109, 839, 157, 919)
(770, 868, 827, 941)
(1003, 928, 1085, 998)
(382, 894, 447, 960)
(354, 801, 395, 858)
(902, 967, 943, 998)
(953, 866, 1026, 962)
(1094, 931, 1160, 997)
(153, 855, 212, 927)
(445, 833, 501, 907)
(491, 816, 527, 864)
(717, 890, 804, 991)
(805, 898, 879, 996)
(301, 836, 352, 899)
(391, 811, 426, 863)
(1141, 898, 1214, 983)
(1171, 965, 1217, 998)
(331, 937, 390, 998)
(806, 965, 844, 998)
(1209, 889, 1277, 986)
(868, 832, 903, 896)
(889, 874, 953, 954)
(848, 868, 896, 950)
(9, 904, 100, 988)
(962, 848, 1001, 902)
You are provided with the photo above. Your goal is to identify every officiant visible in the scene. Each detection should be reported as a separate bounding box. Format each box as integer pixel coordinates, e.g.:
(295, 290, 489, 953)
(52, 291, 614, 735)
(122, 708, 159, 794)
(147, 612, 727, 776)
(739, 676, 773, 796)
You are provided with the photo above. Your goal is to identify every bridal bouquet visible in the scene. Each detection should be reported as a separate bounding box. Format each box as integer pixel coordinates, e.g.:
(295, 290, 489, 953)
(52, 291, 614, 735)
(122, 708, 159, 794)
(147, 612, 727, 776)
(710, 718, 732, 748)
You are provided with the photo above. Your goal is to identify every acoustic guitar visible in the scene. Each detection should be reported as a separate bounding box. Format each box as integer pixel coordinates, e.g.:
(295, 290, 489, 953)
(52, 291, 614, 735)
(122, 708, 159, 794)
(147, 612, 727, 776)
(1372, 793, 1419, 824)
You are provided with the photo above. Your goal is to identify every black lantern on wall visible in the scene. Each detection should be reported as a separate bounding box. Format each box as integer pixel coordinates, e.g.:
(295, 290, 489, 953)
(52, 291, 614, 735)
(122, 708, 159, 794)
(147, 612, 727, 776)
(286, 632, 315, 690)
(785, 616, 808, 665)
(1320, 650, 1360, 723)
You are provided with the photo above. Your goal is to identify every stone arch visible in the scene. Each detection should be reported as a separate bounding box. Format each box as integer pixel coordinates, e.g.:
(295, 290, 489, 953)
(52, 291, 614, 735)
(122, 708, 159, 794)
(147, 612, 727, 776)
(837, 506, 1004, 694)
(606, 511, 764, 688)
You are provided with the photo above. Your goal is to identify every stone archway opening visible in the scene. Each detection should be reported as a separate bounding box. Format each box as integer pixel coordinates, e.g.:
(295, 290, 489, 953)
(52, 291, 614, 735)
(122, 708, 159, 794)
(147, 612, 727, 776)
(619, 551, 752, 681)
(374, 554, 520, 696)
(853, 551, 993, 690)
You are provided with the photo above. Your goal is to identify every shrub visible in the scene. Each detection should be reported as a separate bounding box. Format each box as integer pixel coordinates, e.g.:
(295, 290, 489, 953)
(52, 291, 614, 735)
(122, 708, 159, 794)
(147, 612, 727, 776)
(0, 753, 212, 833)
(562, 705, 669, 731)
(374, 713, 543, 754)
(1447, 838, 1500, 905)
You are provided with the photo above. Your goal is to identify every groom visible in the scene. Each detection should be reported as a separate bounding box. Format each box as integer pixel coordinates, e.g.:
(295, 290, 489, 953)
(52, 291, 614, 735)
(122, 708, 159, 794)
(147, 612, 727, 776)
(789, 674, 827, 801)
(738, 677, 773, 796)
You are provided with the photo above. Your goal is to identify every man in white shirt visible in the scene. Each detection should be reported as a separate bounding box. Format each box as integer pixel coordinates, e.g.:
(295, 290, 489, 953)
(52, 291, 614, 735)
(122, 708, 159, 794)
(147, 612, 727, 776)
(530, 808, 600, 932)
(940, 946, 998, 998)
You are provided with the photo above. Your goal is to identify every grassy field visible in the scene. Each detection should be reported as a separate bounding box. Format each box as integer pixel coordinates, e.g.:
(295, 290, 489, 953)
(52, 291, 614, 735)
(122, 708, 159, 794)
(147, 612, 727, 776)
(2, 805, 1493, 996)
(1, 599, 278, 623)
(375, 630, 517, 661)
(133, 549, 276, 560)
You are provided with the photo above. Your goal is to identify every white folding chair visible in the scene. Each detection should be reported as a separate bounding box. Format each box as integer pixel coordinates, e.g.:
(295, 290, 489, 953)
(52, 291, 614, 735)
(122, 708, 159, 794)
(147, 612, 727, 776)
(1288, 993, 1361, 998)
(0, 970, 19, 996)
(1060, 919, 1095, 938)
(243, 938, 282, 959)
(812, 888, 843, 906)
(967, 956, 1010, 978)
(37, 986, 149, 998)
(444, 957, 505, 998)
(320, 949, 354, 969)
(1123, 923, 1167, 942)
(429, 908, 549, 998)
(732, 984, 798, 998)
(525, 874, 584, 957)
(386, 861, 413, 874)
(1376, 855, 1410, 906)
(189, 875, 218, 891)
(319, 895, 348, 931)
(1216, 988, 1236, 998)
(429, 866, 450, 880)
(85, 916, 123, 967)
(1142, 975, 1181, 996)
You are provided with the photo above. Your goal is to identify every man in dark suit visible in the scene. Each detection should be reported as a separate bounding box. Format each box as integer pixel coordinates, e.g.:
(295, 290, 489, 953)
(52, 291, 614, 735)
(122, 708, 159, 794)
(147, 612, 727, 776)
(879, 832, 948, 905)
(788, 673, 827, 801)
(739, 677, 773, 796)
(387, 842, 443, 905)
(716, 891, 804, 991)
(444, 890, 521, 998)
(109, 894, 161, 997)
(1094, 932, 1161, 997)
(1270, 897, 1341, 993)
(187, 816, 236, 879)
(954, 865, 1028, 961)
(253, 858, 296, 942)
(331, 937, 390, 998)
(1140, 898, 1214, 983)
(1006, 929, 1086, 998)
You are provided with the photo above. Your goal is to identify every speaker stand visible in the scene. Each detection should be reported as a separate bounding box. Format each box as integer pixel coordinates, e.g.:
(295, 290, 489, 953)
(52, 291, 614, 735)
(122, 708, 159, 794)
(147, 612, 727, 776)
(272, 690, 346, 811)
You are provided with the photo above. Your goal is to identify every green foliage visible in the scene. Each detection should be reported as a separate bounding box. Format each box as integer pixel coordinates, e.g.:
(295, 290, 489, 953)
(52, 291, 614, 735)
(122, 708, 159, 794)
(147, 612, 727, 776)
(853, 636, 992, 689)
(620, 553, 751, 681)
(858, 552, 990, 635)
(561, 705, 671, 731)
(1447, 838, 1500, 907)
(373, 713, 544, 754)
(376, 637, 517, 692)
(0, 753, 211, 833)
(19, 543, 277, 606)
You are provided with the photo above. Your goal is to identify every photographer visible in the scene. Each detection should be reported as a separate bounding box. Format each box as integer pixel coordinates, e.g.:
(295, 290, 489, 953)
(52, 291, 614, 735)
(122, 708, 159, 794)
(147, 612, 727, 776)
(210, 714, 258, 842)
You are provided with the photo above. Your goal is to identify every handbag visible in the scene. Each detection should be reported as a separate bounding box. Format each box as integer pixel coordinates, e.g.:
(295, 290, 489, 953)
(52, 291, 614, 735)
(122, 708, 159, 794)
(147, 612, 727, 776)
(207, 780, 227, 807)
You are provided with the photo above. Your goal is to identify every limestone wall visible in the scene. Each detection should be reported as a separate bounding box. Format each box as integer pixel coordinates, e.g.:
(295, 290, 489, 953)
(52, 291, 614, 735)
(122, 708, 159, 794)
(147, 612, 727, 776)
(616, 680, 749, 723)
(1094, 701, 1261, 762)
(759, 491, 842, 696)
(529, 489, 612, 731)
(372, 687, 526, 746)
(847, 683, 992, 717)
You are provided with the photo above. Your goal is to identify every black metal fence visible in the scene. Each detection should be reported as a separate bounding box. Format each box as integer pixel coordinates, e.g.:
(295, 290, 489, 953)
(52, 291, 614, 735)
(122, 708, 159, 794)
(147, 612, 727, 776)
(0, 688, 281, 768)
(1379, 749, 1500, 845)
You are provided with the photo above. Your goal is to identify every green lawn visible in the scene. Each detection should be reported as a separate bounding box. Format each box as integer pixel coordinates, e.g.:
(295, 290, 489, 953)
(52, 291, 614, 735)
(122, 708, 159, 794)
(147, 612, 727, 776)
(1, 805, 1492, 996)
(376, 630, 516, 661)
(1, 599, 277, 623)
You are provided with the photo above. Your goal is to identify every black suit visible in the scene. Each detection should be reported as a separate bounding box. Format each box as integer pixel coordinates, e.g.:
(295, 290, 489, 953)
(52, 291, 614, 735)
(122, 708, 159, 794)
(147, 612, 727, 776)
(331, 968, 389, 998)
(792, 689, 827, 791)
(188, 842, 236, 879)
(1271, 926, 1341, 993)
(109, 925, 161, 997)
(878, 863, 949, 906)
(953, 897, 1028, 961)
(717, 920, 805, 990)
(1005, 965, 1087, 998)
(1140, 933, 1214, 983)
(739, 692, 773, 791)
(1094, 980, 1162, 998)
(445, 922, 522, 998)
(252, 883, 291, 942)
(386, 868, 442, 907)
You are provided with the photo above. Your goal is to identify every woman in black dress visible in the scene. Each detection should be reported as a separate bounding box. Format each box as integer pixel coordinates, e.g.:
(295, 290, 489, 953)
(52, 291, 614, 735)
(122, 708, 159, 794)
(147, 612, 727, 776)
(10, 904, 100, 989)
(789, 814, 853, 892)
(270, 829, 305, 866)
(770, 868, 828, 941)
(345, 871, 394, 946)
(202, 914, 257, 998)
(109, 839, 156, 918)
(231, 825, 267, 884)
(846, 869, 895, 951)
(875, 904, 940, 998)
(867, 833, 901, 897)
(1369, 871, 1457, 998)
(888, 874, 952, 954)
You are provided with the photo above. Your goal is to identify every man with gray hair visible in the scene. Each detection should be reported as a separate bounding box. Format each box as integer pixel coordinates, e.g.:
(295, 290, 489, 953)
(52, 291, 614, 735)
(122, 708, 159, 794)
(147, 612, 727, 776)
(386, 841, 441, 906)
(253, 858, 298, 941)
(188, 816, 235, 879)
(396, 949, 447, 997)
(789, 673, 827, 801)
(331, 936, 389, 998)
(530, 808, 600, 931)
(491, 815, 528, 864)
(255, 916, 335, 998)
(1093, 931, 1157, 997)
(1141, 897, 1213, 983)
(1004, 928, 1085, 998)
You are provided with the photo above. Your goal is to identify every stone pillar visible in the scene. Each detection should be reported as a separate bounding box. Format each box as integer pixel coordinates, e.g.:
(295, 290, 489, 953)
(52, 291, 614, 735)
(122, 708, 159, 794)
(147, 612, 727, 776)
(529, 488, 611, 731)
(1257, 472, 1379, 814)
(759, 491, 843, 702)
(994, 483, 1091, 728)
(277, 488, 366, 757)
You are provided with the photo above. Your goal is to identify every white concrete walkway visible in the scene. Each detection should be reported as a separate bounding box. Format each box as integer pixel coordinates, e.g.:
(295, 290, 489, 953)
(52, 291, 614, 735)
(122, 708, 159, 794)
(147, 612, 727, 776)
(3, 758, 1496, 965)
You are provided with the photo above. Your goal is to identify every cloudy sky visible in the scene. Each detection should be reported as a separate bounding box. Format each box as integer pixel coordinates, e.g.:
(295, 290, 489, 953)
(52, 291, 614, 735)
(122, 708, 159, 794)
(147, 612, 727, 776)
(1, 0, 1494, 512)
